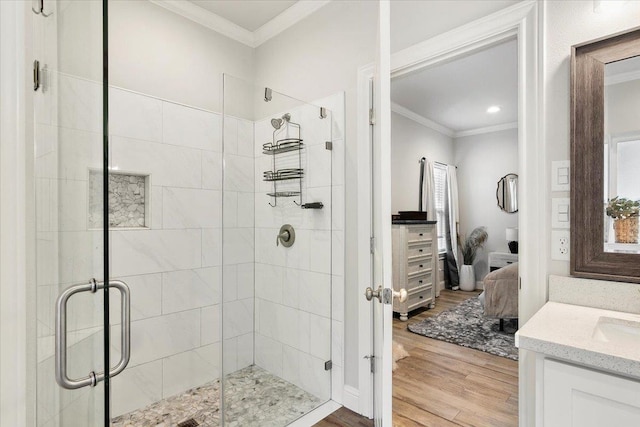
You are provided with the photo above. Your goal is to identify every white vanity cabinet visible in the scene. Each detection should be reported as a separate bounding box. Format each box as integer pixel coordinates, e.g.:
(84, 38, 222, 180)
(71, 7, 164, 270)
(539, 357, 640, 427)
(392, 221, 438, 321)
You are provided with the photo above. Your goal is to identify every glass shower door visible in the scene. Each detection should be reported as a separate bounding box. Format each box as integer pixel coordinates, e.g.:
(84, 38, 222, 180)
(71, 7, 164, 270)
(33, 0, 110, 425)
(222, 75, 333, 426)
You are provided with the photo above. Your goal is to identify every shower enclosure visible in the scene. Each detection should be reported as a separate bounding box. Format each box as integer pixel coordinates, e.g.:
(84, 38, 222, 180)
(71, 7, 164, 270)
(32, 2, 340, 425)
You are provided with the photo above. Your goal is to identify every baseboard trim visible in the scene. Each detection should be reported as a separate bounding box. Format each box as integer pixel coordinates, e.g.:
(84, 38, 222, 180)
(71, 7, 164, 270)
(342, 385, 360, 413)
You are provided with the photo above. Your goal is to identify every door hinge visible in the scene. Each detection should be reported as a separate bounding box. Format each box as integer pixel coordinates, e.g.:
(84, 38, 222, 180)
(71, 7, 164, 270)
(369, 108, 375, 125)
(324, 360, 333, 371)
(370, 236, 375, 254)
(519, 277, 522, 290)
(325, 141, 333, 151)
(364, 355, 375, 373)
(33, 60, 40, 92)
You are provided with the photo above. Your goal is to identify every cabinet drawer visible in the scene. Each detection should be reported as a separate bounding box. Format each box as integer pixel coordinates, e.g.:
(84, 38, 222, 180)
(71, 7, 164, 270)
(407, 241, 432, 258)
(407, 257, 431, 275)
(407, 227, 432, 243)
(407, 272, 432, 291)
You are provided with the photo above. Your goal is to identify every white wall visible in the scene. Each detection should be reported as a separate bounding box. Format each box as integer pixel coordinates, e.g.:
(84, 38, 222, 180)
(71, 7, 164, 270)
(390, 112, 454, 214)
(544, 0, 640, 277)
(454, 128, 518, 281)
(109, 0, 254, 112)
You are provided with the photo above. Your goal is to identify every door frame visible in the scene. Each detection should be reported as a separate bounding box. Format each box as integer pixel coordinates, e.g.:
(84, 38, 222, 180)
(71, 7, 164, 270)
(355, 1, 545, 425)
(0, 1, 31, 426)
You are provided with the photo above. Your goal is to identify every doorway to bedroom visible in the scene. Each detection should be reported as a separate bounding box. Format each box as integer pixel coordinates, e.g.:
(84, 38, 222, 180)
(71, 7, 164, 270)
(389, 38, 520, 426)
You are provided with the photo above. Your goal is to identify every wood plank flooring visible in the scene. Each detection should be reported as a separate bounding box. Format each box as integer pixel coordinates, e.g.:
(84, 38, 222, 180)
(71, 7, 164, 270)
(315, 289, 518, 427)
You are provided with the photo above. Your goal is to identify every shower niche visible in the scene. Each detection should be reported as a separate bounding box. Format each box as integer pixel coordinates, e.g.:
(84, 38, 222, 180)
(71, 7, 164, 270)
(88, 169, 150, 229)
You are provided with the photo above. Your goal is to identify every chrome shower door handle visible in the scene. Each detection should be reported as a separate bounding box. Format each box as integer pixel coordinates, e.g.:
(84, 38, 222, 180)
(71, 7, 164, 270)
(55, 279, 131, 390)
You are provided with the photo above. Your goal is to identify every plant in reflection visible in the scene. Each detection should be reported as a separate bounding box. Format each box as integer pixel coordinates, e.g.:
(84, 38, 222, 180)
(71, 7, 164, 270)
(606, 197, 640, 244)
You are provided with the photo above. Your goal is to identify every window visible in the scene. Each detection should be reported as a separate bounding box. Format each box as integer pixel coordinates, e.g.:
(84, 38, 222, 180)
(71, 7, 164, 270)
(433, 163, 447, 254)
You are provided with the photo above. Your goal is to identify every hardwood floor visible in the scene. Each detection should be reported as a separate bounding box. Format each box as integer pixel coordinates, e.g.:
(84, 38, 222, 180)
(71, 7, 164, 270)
(315, 289, 518, 427)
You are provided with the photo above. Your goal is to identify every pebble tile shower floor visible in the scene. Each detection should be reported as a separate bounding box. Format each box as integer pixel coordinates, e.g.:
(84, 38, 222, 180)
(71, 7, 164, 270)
(112, 365, 323, 427)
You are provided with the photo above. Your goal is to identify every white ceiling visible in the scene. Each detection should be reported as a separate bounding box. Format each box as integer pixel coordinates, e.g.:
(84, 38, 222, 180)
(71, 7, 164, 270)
(391, 39, 518, 134)
(190, 0, 297, 32)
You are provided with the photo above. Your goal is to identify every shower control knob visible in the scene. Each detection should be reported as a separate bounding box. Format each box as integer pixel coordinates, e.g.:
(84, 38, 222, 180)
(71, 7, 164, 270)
(276, 224, 295, 247)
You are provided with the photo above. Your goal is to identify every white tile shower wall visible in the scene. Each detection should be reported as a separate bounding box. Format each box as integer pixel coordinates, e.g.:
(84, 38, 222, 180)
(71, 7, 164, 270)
(253, 92, 345, 403)
(108, 89, 255, 417)
(35, 77, 255, 420)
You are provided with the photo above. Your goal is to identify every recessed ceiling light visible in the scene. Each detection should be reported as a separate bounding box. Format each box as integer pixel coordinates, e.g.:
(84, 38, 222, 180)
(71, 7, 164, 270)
(487, 105, 501, 114)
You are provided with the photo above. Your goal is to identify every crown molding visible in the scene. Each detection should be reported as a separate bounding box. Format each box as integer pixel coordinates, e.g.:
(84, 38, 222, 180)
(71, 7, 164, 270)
(149, 0, 254, 47)
(149, 0, 331, 48)
(254, 1, 331, 46)
(390, 102, 454, 137)
(454, 121, 517, 138)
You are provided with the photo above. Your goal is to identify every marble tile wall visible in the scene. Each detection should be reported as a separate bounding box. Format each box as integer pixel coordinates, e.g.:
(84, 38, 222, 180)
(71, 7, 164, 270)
(88, 172, 148, 229)
(251, 93, 345, 403)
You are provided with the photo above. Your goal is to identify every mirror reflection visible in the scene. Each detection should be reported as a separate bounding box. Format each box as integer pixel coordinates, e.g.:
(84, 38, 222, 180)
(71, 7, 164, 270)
(497, 173, 518, 213)
(604, 56, 640, 253)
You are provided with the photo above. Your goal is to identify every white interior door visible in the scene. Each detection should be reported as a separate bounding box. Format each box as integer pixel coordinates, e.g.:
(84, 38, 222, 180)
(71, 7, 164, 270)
(370, 1, 392, 425)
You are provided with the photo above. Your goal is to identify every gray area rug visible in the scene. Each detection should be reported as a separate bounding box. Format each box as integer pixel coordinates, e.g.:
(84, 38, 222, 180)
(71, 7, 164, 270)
(407, 296, 518, 361)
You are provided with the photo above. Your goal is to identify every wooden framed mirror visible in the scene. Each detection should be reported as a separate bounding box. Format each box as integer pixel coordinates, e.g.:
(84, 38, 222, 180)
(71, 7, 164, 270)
(571, 26, 640, 283)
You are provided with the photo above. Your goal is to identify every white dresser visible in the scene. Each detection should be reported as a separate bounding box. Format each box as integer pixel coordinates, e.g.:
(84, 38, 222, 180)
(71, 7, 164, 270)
(392, 221, 438, 321)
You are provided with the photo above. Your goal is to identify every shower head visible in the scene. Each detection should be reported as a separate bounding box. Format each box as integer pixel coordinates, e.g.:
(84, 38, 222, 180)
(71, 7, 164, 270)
(271, 118, 283, 129)
(270, 113, 291, 130)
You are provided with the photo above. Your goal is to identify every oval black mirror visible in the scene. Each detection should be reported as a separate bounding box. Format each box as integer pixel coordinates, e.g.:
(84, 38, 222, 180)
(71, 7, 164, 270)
(497, 173, 518, 213)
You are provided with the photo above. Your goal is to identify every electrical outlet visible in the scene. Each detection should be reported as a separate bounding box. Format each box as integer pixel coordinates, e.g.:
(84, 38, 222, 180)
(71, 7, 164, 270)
(551, 230, 570, 261)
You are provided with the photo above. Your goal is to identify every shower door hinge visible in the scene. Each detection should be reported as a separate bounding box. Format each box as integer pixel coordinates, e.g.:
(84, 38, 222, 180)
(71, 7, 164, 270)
(364, 355, 375, 373)
(369, 108, 375, 125)
(33, 60, 40, 92)
(370, 236, 375, 254)
(324, 360, 333, 371)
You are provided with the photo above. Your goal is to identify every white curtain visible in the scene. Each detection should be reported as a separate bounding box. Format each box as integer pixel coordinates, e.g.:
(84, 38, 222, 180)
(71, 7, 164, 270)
(447, 165, 460, 268)
(423, 159, 436, 220)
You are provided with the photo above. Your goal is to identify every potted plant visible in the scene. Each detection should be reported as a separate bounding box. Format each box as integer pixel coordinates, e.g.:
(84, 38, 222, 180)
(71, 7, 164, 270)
(606, 197, 640, 244)
(459, 226, 488, 291)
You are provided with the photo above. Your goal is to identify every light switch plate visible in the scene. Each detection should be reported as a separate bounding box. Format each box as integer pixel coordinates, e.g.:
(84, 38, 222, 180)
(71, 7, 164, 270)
(552, 197, 570, 229)
(552, 160, 570, 192)
(551, 230, 570, 261)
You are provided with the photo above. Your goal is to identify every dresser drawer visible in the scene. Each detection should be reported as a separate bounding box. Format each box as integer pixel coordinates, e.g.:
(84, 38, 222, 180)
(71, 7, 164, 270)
(407, 289, 432, 311)
(407, 226, 432, 243)
(407, 241, 433, 258)
(406, 272, 432, 291)
(407, 257, 431, 275)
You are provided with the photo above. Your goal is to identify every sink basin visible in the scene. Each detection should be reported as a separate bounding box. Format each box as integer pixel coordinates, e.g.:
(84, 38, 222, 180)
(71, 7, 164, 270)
(592, 316, 640, 344)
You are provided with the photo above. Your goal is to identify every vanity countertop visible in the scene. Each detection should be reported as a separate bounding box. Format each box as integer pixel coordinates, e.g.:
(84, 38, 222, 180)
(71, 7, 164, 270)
(516, 302, 640, 379)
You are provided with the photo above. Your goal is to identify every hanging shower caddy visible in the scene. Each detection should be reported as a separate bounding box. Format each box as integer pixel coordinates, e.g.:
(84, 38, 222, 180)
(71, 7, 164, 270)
(263, 114, 304, 207)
